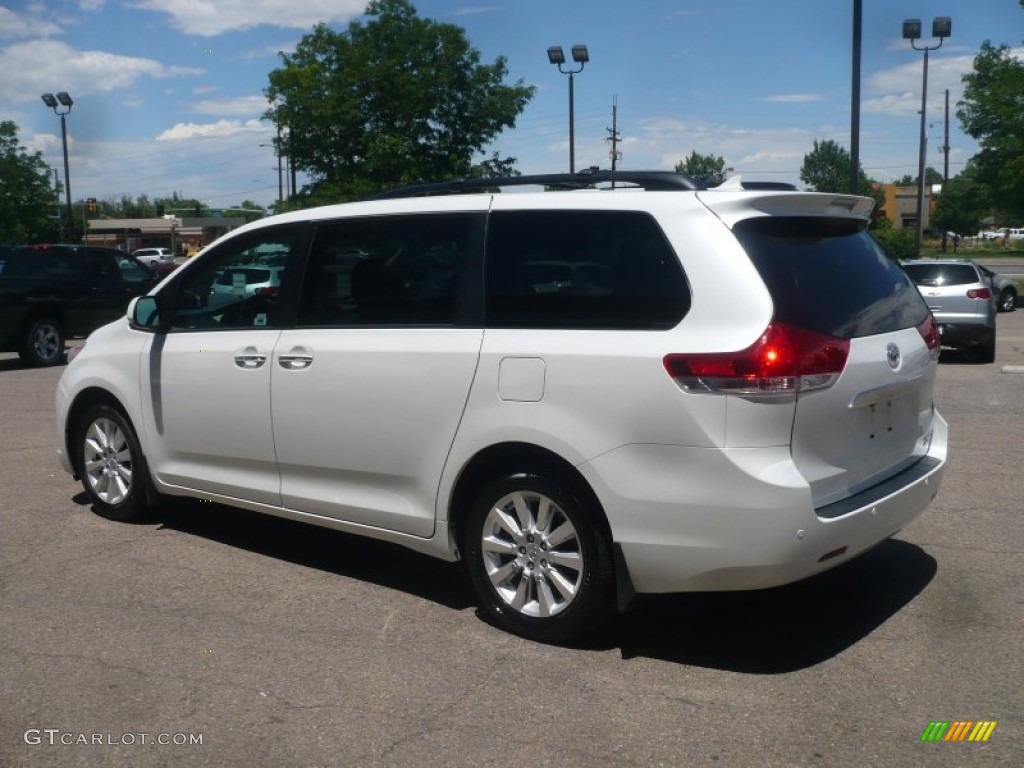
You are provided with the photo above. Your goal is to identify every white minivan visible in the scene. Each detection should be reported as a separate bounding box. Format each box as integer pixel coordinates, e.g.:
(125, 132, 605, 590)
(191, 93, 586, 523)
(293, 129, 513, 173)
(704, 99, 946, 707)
(56, 171, 947, 642)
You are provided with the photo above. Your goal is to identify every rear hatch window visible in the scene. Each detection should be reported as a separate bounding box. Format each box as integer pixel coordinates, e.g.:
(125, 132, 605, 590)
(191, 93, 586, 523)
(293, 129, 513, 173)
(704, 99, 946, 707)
(733, 217, 936, 508)
(733, 217, 928, 338)
(902, 263, 978, 287)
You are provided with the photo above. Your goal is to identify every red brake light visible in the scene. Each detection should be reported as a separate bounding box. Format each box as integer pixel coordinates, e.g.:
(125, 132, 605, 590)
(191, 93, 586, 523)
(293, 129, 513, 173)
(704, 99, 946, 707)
(663, 323, 850, 396)
(966, 287, 991, 300)
(916, 313, 940, 360)
(256, 286, 279, 296)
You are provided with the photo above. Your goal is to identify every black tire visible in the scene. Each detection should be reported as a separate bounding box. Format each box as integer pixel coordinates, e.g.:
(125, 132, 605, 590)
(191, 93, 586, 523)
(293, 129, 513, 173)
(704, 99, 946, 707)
(463, 473, 615, 643)
(76, 403, 151, 522)
(973, 332, 996, 364)
(19, 317, 65, 366)
(998, 287, 1016, 313)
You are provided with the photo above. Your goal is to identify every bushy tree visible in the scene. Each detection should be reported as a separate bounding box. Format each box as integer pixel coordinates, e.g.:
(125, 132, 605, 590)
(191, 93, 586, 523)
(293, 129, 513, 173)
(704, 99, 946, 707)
(674, 151, 726, 186)
(0, 121, 60, 243)
(871, 227, 917, 261)
(800, 139, 886, 227)
(265, 0, 534, 204)
(958, 40, 1024, 223)
(932, 163, 991, 237)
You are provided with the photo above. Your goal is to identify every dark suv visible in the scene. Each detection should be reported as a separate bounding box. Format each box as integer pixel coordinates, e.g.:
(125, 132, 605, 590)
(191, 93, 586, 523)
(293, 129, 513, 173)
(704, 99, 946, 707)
(0, 244, 160, 365)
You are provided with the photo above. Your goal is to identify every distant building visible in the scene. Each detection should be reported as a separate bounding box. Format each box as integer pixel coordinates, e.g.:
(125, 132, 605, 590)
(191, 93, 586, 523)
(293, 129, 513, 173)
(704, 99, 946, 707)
(880, 184, 934, 231)
(85, 217, 246, 256)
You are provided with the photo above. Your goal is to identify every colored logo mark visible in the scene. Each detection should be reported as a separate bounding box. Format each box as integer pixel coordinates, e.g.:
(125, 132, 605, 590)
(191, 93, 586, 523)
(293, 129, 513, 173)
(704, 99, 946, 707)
(920, 721, 997, 742)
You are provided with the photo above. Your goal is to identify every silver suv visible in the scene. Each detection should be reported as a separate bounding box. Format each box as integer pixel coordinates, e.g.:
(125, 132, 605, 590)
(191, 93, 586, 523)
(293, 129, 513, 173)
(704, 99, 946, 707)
(902, 259, 997, 362)
(56, 171, 948, 642)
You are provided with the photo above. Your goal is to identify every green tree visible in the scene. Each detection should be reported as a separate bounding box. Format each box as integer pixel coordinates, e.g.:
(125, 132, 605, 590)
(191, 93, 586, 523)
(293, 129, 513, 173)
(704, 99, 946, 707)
(958, 40, 1024, 223)
(469, 152, 521, 179)
(674, 151, 726, 186)
(896, 168, 943, 187)
(265, 0, 535, 204)
(800, 139, 886, 227)
(234, 200, 266, 223)
(932, 163, 991, 237)
(0, 121, 60, 243)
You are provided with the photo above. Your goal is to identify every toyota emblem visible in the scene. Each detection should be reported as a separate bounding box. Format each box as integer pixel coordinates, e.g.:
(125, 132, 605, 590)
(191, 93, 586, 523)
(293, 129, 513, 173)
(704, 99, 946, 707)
(886, 342, 901, 370)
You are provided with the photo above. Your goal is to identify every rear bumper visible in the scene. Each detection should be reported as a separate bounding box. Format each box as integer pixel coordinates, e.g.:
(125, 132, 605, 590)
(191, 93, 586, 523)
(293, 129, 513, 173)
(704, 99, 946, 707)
(936, 320, 994, 347)
(581, 412, 948, 594)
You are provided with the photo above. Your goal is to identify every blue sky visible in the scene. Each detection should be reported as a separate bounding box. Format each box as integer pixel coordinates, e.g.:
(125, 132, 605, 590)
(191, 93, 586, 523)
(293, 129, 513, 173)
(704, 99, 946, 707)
(2, 0, 1022, 210)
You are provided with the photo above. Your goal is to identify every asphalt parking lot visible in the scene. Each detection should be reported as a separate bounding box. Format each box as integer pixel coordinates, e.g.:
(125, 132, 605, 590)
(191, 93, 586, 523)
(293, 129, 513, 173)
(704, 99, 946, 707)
(1, 313, 1021, 768)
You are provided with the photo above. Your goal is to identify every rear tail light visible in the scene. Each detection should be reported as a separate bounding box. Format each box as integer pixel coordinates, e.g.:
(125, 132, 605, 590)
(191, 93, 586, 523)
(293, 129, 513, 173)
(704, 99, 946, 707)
(663, 322, 849, 396)
(966, 287, 991, 299)
(256, 286, 279, 296)
(916, 313, 940, 361)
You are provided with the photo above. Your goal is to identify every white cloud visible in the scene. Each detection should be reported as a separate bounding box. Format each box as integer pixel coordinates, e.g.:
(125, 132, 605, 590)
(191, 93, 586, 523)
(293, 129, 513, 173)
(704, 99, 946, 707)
(862, 52, 985, 116)
(156, 119, 268, 141)
(241, 41, 297, 60)
(452, 7, 499, 17)
(761, 94, 825, 104)
(0, 40, 203, 104)
(0, 7, 61, 38)
(78, 0, 106, 11)
(129, 0, 367, 37)
(192, 85, 219, 95)
(189, 95, 270, 116)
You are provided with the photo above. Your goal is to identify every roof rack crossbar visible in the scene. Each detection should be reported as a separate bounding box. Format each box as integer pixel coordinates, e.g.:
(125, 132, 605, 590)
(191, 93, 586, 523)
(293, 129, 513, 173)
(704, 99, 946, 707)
(371, 169, 705, 200)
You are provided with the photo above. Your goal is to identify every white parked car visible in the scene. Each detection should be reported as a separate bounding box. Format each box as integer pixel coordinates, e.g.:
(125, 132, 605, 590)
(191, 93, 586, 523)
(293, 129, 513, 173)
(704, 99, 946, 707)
(55, 171, 948, 642)
(131, 247, 174, 267)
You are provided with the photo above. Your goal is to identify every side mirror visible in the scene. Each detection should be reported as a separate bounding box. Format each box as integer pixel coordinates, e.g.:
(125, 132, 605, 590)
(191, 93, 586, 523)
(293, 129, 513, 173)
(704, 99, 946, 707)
(130, 295, 165, 332)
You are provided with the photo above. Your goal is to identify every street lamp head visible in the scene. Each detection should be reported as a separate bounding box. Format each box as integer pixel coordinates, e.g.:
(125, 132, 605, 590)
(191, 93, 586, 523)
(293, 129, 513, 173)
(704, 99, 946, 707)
(56, 92, 73, 108)
(547, 46, 565, 65)
(41, 93, 58, 108)
(571, 45, 589, 64)
(902, 19, 922, 40)
(932, 17, 952, 39)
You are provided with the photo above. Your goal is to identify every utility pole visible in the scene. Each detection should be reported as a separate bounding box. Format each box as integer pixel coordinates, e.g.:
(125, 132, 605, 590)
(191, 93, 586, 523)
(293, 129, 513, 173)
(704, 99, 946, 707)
(606, 96, 621, 187)
(52, 167, 63, 241)
(941, 88, 951, 252)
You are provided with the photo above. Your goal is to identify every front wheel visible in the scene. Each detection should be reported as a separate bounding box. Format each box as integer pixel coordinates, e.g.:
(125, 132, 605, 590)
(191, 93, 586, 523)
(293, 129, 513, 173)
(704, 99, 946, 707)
(77, 404, 151, 522)
(463, 473, 615, 643)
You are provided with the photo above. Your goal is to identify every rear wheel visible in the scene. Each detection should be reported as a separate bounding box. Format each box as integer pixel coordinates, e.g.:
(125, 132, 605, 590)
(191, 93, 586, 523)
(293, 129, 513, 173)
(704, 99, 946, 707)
(77, 404, 151, 522)
(463, 473, 615, 643)
(973, 332, 996, 364)
(19, 317, 65, 366)
(998, 287, 1016, 313)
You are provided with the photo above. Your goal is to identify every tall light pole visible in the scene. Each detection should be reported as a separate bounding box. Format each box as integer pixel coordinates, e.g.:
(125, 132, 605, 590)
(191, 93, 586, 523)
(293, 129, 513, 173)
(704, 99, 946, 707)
(547, 44, 589, 174)
(903, 17, 951, 256)
(850, 0, 862, 195)
(41, 92, 73, 239)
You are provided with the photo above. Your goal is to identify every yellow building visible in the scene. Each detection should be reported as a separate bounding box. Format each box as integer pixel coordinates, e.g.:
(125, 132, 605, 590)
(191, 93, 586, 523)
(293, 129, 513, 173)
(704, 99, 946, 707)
(880, 183, 935, 231)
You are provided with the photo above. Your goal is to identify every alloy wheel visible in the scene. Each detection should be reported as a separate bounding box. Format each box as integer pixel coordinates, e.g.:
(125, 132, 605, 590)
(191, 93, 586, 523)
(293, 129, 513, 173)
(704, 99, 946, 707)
(480, 490, 584, 618)
(83, 416, 134, 506)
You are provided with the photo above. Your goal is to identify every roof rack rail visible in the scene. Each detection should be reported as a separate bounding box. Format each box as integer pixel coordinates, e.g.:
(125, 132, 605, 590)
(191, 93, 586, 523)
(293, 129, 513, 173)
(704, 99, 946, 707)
(371, 169, 705, 200)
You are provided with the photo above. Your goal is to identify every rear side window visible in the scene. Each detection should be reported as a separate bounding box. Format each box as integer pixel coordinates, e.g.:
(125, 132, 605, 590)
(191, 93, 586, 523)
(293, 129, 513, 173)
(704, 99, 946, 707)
(902, 263, 979, 286)
(485, 211, 689, 329)
(733, 217, 928, 338)
(3, 249, 79, 279)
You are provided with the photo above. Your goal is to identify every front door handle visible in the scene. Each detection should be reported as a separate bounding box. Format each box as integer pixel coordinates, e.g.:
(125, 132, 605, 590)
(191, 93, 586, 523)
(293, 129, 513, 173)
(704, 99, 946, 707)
(234, 346, 267, 369)
(279, 349, 314, 370)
